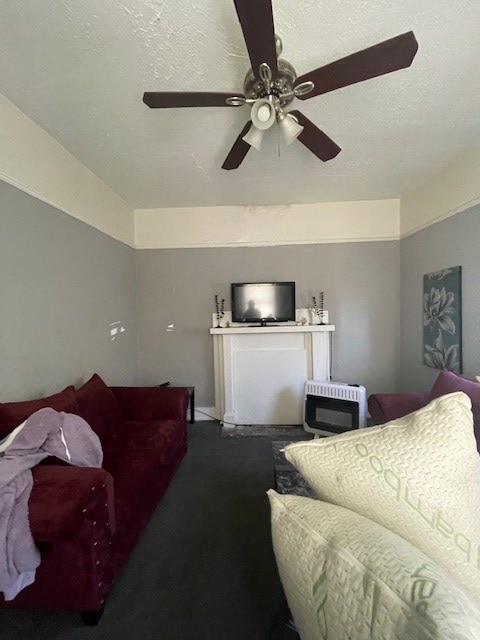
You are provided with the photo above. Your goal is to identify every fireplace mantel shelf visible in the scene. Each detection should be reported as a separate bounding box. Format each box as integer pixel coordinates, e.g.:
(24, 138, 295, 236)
(210, 324, 335, 335)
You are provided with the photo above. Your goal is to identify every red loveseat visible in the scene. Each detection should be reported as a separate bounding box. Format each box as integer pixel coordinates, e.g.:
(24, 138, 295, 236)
(0, 373, 189, 624)
(368, 369, 480, 450)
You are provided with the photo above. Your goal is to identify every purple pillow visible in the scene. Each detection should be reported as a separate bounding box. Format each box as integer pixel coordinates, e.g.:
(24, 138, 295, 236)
(429, 370, 480, 415)
(0, 386, 80, 439)
(76, 374, 125, 444)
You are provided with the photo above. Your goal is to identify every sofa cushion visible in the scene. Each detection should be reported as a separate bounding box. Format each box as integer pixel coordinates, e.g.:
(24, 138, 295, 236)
(368, 391, 430, 425)
(0, 386, 79, 439)
(268, 491, 480, 640)
(105, 419, 186, 465)
(429, 371, 480, 450)
(76, 374, 125, 444)
(110, 386, 189, 422)
(285, 392, 480, 604)
(429, 369, 480, 414)
(102, 448, 171, 530)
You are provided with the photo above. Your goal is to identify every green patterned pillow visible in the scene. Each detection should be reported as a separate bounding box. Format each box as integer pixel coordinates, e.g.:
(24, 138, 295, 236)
(269, 491, 480, 640)
(285, 392, 480, 604)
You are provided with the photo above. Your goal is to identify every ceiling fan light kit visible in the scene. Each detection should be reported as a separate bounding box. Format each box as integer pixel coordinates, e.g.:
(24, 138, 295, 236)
(143, 0, 419, 170)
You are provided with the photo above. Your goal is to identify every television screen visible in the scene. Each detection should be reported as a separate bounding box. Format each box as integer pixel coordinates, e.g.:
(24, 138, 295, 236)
(231, 282, 295, 325)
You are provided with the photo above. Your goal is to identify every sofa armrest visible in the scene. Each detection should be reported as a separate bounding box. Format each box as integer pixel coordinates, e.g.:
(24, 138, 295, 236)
(29, 466, 115, 542)
(109, 386, 189, 421)
(368, 392, 430, 425)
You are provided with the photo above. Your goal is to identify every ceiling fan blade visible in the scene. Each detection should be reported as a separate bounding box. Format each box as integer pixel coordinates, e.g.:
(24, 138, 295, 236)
(222, 121, 252, 170)
(295, 31, 418, 99)
(233, 0, 277, 77)
(290, 111, 341, 162)
(143, 92, 242, 108)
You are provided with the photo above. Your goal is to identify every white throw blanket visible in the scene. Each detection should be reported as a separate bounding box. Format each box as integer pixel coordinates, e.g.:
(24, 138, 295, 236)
(0, 408, 102, 600)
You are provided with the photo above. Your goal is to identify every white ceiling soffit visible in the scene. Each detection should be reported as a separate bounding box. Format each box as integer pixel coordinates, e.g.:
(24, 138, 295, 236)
(0, 0, 479, 210)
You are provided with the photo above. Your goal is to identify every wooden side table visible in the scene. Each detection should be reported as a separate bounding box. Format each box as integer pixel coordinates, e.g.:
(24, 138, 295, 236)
(159, 382, 195, 424)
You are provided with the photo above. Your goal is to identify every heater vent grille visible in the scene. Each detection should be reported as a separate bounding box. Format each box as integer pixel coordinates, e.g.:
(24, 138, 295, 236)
(305, 380, 365, 403)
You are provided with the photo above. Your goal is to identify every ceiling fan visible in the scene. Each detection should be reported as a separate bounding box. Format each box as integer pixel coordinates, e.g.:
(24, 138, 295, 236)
(143, 0, 418, 170)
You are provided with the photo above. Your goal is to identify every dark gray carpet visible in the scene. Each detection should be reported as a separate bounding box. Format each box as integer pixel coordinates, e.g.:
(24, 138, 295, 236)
(0, 422, 299, 640)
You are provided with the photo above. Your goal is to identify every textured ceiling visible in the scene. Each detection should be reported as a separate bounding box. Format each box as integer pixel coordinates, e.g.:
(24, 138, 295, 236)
(0, 0, 479, 209)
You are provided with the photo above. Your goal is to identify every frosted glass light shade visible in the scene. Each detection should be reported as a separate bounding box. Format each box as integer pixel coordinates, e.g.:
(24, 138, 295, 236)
(242, 124, 264, 151)
(250, 99, 276, 130)
(279, 114, 304, 145)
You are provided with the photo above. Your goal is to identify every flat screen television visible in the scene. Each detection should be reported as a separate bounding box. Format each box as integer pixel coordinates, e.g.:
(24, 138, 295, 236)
(231, 282, 296, 326)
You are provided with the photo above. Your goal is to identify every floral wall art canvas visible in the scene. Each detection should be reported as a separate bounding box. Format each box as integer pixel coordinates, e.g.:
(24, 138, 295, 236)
(423, 266, 462, 373)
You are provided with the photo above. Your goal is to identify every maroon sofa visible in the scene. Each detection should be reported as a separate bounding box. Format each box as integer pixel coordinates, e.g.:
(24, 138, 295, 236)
(0, 373, 189, 623)
(368, 369, 480, 450)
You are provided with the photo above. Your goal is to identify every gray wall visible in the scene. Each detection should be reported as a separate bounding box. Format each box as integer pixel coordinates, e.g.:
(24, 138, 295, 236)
(0, 180, 138, 401)
(400, 204, 480, 392)
(4, 176, 477, 407)
(136, 241, 400, 406)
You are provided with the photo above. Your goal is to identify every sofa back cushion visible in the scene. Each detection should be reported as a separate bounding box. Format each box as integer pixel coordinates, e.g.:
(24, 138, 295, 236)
(0, 386, 79, 439)
(429, 370, 480, 448)
(76, 374, 125, 444)
(429, 369, 480, 414)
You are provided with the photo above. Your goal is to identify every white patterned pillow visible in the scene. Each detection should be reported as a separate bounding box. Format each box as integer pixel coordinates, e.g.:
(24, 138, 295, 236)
(269, 491, 480, 640)
(285, 392, 480, 604)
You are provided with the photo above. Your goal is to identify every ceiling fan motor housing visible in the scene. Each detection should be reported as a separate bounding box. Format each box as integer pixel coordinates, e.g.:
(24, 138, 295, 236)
(243, 59, 297, 107)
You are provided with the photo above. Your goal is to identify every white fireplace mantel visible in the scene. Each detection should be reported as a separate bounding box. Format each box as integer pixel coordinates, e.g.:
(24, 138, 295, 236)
(210, 323, 335, 426)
